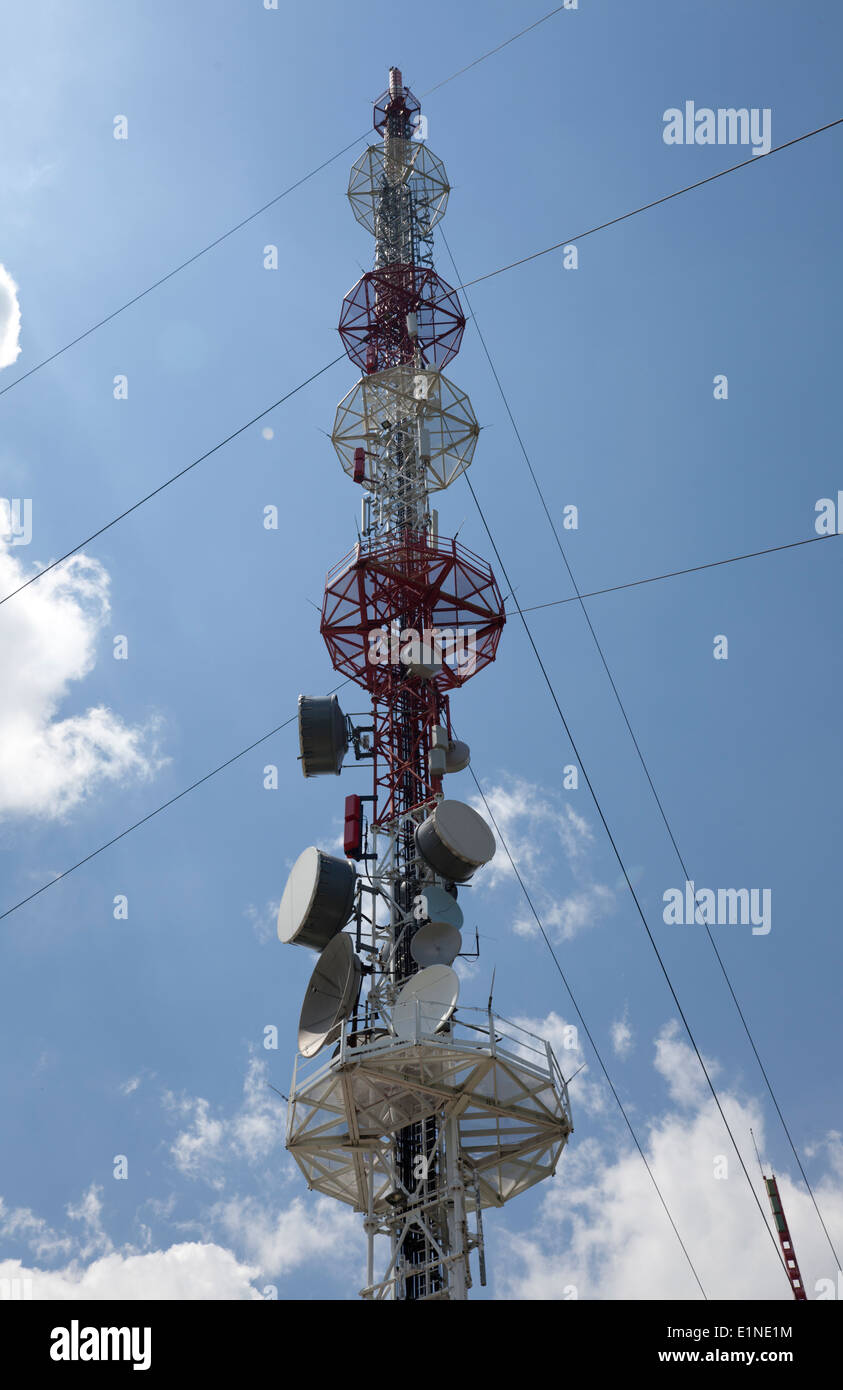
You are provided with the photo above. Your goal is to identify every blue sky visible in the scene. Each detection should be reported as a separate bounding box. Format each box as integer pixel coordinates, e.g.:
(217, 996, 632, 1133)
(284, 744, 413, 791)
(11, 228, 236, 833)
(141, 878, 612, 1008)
(0, 0, 841, 1300)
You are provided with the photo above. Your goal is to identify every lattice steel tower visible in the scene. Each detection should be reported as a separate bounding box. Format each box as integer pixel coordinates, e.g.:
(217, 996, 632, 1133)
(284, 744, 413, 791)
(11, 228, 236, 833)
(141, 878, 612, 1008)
(276, 68, 573, 1301)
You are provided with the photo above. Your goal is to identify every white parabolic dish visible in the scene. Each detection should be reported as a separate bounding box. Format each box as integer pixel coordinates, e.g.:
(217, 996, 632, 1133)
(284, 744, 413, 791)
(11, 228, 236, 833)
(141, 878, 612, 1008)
(418, 884, 464, 931)
(298, 932, 362, 1058)
(393, 964, 459, 1040)
(411, 921, 462, 967)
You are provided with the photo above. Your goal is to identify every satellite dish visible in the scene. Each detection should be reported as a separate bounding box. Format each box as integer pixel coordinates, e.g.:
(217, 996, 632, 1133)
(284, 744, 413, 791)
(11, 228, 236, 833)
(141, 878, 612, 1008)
(415, 800, 496, 882)
(393, 964, 459, 1040)
(416, 884, 463, 931)
(298, 695, 348, 776)
(277, 847, 356, 950)
(411, 922, 462, 967)
(298, 933, 362, 1058)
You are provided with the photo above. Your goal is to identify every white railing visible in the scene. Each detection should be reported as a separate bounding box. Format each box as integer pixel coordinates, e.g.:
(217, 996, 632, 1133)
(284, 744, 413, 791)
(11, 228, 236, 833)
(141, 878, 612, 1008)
(290, 1004, 572, 1123)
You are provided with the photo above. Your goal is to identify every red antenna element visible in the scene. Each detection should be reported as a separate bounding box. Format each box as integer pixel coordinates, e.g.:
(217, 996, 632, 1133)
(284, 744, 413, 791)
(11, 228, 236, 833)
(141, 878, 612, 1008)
(338, 265, 466, 374)
(373, 69, 420, 135)
(320, 534, 506, 695)
(343, 794, 364, 860)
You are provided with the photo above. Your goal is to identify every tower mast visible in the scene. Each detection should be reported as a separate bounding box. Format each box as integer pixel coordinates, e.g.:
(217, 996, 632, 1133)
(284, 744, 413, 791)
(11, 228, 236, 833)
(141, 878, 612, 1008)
(763, 1174, 808, 1301)
(752, 1129, 807, 1301)
(278, 67, 573, 1302)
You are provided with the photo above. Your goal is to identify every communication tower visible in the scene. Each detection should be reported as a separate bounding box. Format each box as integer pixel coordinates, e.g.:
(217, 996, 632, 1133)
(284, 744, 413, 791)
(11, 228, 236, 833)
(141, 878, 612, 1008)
(276, 67, 573, 1300)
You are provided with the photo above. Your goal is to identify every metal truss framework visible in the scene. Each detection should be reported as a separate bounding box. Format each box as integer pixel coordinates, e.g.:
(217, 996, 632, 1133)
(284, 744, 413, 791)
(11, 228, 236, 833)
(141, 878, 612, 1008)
(348, 142, 450, 245)
(369, 684, 445, 826)
(285, 65, 572, 1302)
(331, 366, 479, 497)
(338, 264, 466, 376)
(320, 533, 506, 696)
(286, 1017, 573, 1299)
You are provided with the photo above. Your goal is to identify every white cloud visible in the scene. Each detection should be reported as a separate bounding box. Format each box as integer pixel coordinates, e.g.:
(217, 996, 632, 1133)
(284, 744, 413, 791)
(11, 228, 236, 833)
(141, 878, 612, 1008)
(166, 1055, 283, 1186)
(610, 1011, 633, 1059)
(0, 1197, 72, 1261)
(557, 803, 593, 861)
(805, 1131, 843, 1180)
(511, 1009, 579, 1065)
(0, 1187, 358, 1297)
(66, 1184, 113, 1260)
(0, 1184, 260, 1300)
(496, 1023, 843, 1300)
(511, 1009, 608, 1118)
(0, 1185, 115, 1265)
(469, 776, 614, 942)
(469, 776, 555, 886)
(229, 1058, 283, 1162)
(513, 914, 538, 939)
(244, 900, 279, 946)
(0, 1051, 362, 1299)
(209, 1194, 360, 1280)
(0, 1244, 261, 1300)
(0, 265, 22, 368)
(161, 1057, 363, 1283)
(544, 884, 614, 941)
(0, 1054, 351, 1297)
(0, 545, 165, 819)
(453, 953, 480, 983)
(654, 1018, 718, 1108)
(142, 1193, 178, 1222)
(167, 1098, 226, 1187)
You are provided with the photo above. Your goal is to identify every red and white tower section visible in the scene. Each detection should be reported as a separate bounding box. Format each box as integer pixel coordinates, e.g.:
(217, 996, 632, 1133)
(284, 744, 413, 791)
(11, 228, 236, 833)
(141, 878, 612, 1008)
(276, 68, 573, 1301)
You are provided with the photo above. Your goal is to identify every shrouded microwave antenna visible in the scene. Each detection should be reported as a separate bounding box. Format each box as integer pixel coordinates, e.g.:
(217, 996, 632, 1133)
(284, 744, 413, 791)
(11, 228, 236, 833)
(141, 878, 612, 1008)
(298, 933, 362, 1058)
(444, 739, 471, 774)
(416, 799, 496, 882)
(277, 847, 356, 950)
(298, 694, 348, 776)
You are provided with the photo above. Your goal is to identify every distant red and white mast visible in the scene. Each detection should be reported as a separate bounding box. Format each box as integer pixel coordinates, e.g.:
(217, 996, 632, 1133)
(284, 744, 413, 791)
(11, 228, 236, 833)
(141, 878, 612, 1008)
(763, 1174, 808, 1301)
